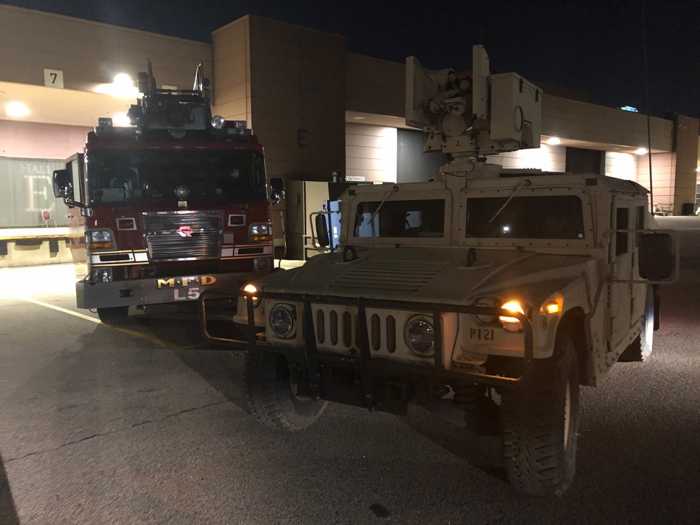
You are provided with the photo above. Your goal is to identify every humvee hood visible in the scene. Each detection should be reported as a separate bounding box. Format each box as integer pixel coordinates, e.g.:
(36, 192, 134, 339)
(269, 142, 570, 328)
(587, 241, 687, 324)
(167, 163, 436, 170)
(262, 248, 593, 306)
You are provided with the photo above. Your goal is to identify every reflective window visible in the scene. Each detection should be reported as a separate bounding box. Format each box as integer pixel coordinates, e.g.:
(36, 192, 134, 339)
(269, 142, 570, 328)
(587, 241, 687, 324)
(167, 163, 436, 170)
(354, 199, 445, 238)
(465, 195, 584, 239)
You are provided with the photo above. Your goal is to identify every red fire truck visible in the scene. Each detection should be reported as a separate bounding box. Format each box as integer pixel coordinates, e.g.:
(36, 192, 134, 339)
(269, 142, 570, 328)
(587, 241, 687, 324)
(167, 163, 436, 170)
(53, 64, 274, 324)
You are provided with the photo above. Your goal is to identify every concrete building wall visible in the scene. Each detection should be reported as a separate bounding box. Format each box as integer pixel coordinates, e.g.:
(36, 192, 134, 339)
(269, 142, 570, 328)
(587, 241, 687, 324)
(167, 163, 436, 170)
(542, 95, 673, 152)
(605, 152, 638, 181)
(346, 54, 405, 117)
(637, 153, 676, 213)
(212, 17, 251, 123)
(247, 16, 345, 181)
(0, 4, 212, 93)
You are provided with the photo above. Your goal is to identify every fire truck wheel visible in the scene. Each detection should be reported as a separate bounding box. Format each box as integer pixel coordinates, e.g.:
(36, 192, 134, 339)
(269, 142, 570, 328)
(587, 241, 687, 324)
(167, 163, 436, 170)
(97, 307, 130, 325)
(501, 330, 579, 497)
(243, 350, 327, 432)
(619, 287, 655, 362)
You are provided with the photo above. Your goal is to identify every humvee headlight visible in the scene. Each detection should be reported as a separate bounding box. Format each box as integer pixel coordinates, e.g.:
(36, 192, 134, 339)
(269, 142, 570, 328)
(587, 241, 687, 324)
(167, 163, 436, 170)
(404, 315, 435, 357)
(540, 296, 564, 316)
(269, 303, 296, 339)
(499, 299, 525, 333)
(240, 282, 260, 306)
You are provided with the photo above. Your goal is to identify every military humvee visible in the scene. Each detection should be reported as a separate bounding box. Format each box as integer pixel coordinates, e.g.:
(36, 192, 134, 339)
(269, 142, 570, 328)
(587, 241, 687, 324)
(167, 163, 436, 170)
(201, 46, 679, 496)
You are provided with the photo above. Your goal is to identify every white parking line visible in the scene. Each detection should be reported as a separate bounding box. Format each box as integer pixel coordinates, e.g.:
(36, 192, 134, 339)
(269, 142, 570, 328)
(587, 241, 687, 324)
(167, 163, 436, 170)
(22, 298, 170, 348)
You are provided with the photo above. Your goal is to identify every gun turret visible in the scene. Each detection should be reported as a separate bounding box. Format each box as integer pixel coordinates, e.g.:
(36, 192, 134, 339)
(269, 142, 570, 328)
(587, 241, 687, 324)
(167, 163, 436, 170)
(406, 45, 542, 171)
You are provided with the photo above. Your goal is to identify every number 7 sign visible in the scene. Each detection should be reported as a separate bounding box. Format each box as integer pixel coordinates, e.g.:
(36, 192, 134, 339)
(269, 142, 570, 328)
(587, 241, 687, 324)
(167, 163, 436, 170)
(43, 68, 64, 89)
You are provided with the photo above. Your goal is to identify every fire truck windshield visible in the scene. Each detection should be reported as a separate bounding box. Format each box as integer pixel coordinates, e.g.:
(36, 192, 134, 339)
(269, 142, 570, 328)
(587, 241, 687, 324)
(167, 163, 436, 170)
(87, 149, 266, 205)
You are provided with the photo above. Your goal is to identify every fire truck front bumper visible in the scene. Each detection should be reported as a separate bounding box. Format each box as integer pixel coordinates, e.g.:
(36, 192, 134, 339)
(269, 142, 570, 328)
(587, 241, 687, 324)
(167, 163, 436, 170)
(76, 271, 254, 310)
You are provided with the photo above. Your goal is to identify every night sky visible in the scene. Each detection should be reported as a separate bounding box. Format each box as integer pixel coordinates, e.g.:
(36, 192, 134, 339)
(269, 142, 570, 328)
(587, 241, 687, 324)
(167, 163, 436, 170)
(4, 0, 699, 118)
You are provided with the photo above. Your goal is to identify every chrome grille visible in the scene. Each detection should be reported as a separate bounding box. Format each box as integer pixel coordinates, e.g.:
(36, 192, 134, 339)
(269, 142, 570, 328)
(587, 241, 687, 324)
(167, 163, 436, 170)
(143, 210, 222, 261)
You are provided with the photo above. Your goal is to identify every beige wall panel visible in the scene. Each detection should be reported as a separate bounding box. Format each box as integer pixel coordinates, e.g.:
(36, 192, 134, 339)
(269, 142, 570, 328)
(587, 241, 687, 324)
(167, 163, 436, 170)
(487, 144, 565, 172)
(605, 152, 638, 181)
(0, 5, 212, 92)
(345, 124, 397, 182)
(636, 153, 676, 212)
(248, 16, 345, 181)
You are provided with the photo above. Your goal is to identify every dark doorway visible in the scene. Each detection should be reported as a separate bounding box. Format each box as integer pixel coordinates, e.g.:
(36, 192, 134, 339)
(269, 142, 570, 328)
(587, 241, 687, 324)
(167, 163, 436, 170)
(397, 129, 447, 183)
(566, 147, 604, 175)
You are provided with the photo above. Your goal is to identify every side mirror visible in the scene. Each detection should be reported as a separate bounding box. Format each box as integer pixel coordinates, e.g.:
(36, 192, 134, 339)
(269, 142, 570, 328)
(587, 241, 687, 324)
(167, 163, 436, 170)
(314, 213, 330, 248)
(270, 189, 284, 205)
(52, 169, 73, 200)
(638, 231, 678, 282)
(270, 177, 285, 205)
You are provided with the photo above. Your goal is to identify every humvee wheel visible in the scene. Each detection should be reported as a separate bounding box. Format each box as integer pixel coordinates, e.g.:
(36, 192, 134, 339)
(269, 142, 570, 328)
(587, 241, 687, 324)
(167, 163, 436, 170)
(97, 306, 129, 325)
(619, 287, 654, 362)
(243, 350, 327, 432)
(501, 331, 580, 497)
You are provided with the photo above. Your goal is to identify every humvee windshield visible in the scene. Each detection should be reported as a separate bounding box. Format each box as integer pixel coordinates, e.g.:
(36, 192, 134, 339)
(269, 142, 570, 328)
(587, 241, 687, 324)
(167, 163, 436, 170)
(466, 195, 584, 239)
(354, 199, 445, 238)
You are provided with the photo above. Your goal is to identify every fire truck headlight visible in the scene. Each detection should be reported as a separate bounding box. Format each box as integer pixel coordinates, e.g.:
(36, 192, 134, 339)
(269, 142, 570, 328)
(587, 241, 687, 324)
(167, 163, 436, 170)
(211, 115, 225, 129)
(249, 222, 272, 241)
(86, 229, 115, 249)
(91, 268, 113, 284)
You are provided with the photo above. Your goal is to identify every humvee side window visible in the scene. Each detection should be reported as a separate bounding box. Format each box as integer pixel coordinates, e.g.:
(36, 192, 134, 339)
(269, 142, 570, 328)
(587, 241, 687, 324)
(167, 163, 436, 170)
(353, 199, 445, 238)
(465, 196, 584, 239)
(616, 207, 629, 255)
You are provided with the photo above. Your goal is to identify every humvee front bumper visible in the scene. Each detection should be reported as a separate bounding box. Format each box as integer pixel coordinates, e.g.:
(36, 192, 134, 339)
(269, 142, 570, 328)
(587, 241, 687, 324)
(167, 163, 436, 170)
(201, 291, 535, 409)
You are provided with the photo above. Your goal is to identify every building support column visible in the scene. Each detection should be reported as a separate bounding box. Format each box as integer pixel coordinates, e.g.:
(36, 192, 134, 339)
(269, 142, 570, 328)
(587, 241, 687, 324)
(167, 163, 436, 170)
(672, 115, 699, 215)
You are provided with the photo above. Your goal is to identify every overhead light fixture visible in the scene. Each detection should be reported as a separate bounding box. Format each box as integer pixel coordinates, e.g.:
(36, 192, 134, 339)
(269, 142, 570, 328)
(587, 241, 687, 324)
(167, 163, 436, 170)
(634, 147, 649, 155)
(5, 100, 31, 118)
(94, 72, 139, 98)
(353, 116, 366, 120)
(620, 105, 639, 113)
(112, 112, 132, 127)
(545, 136, 561, 146)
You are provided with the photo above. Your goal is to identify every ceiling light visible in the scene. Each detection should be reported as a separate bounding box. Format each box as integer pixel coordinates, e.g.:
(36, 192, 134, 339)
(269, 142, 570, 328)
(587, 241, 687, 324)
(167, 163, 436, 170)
(112, 112, 132, 127)
(634, 147, 649, 155)
(545, 136, 561, 146)
(5, 101, 30, 118)
(94, 72, 139, 98)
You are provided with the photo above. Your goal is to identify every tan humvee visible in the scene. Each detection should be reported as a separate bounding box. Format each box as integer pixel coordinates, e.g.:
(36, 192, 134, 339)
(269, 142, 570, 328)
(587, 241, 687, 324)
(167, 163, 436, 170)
(205, 45, 679, 497)
(225, 166, 678, 497)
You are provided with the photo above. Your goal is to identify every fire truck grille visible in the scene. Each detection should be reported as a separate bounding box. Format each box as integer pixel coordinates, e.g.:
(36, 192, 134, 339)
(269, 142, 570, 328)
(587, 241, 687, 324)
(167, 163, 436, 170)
(143, 211, 222, 261)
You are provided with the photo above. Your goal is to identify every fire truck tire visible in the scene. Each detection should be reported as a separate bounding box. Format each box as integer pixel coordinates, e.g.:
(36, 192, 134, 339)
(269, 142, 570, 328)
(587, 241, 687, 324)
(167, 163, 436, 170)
(97, 307, 130, 325)
(243, 350, 327, 432)
(619, 287, 654, 362)
(501, 331, 580, 497)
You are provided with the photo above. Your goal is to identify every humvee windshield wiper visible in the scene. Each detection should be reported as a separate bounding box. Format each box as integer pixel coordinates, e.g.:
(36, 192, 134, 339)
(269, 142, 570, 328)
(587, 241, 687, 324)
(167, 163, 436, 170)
(488, 179, 532, 223)
(369, 184, 399, 225)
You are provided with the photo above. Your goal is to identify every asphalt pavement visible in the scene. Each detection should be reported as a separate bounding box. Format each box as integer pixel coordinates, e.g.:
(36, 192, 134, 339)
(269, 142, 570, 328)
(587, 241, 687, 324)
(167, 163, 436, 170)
(1, 232, 699, 524)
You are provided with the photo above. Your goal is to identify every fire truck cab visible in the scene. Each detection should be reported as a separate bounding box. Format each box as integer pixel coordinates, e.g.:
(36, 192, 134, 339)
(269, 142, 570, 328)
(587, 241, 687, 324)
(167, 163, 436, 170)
(53, 63, 273, 323)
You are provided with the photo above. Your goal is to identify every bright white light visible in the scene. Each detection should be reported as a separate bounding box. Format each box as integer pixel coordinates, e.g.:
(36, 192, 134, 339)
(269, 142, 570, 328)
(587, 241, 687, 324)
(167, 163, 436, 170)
(112, 112, 132, 127)
(634, 147, 649, 155)
(502, 225, 511, 234)
(545, 136, 561, 146)
(94, 72, 139, 98)
(5, 100, 30, 118)
(620, 105, 639, 113)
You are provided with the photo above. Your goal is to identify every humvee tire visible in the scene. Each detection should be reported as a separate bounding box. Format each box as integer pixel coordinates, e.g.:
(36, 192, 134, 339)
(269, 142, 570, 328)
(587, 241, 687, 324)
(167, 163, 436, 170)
(97, 306, 129, 325)
(501, 330, 579, 497)
(243, 350, 327, 431)
(619, 287, 654, 362)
